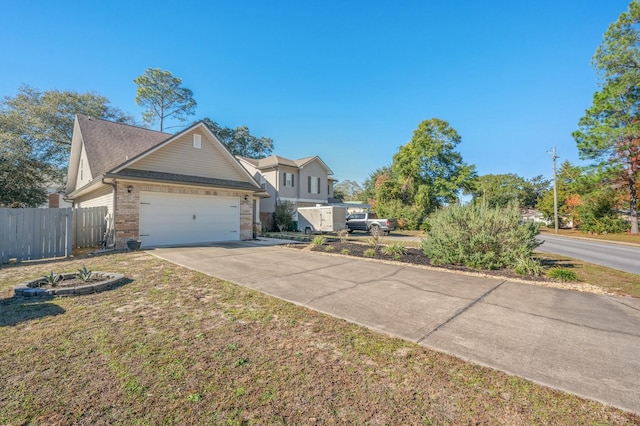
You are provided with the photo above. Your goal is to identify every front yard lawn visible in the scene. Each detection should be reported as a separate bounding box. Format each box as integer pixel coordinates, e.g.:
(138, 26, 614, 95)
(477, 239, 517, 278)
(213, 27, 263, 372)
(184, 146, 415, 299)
(1, 252, 638, 424)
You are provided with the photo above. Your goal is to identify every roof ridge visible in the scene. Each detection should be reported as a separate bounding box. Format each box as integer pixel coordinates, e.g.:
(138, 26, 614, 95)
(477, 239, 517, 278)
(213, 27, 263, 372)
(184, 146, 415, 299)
(77, 113, 171, 136)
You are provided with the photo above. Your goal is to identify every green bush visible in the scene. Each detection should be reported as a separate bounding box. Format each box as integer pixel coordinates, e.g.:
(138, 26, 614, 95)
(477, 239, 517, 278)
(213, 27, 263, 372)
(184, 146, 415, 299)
(363, 248, 376, 258)
(547, 268, 578, 282)
(513, 257, 543, 277)
(421, 203, 541, 270)
(381, 243, 408, 258)
(274, 200, 296, 232)
(578, 215, 630, 234)
(311, 236, 326, 246)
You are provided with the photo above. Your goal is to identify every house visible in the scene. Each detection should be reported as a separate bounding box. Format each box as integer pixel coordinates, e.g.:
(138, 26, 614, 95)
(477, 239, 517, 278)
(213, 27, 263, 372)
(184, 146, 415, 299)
(236, 155, 337, 229)
(520, 208, 551, 225)
(65, 114, 267, 249)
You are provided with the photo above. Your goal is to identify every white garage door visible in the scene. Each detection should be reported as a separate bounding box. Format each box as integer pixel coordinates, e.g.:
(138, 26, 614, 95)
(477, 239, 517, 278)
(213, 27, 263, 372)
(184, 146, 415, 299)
(139, 192, 240, 247)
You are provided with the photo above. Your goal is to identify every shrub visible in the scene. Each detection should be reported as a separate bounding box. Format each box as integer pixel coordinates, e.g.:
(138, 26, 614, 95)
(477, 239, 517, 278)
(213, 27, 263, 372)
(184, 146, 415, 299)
(324, 245, 335, 252)
(363, 248, 376, 257)
(381, 243, 408, 258)
(513, 257, 543, 277)
(579, 215, 630, 234)
(311, 236, 326, 246)
(422, 203, 541, 270)
(336, 229, 349, 243)
(274, 200, 296, 232)
(547, 268, 578, 282)
(365, 234, 382, 248)
(340, 248, 350, 255)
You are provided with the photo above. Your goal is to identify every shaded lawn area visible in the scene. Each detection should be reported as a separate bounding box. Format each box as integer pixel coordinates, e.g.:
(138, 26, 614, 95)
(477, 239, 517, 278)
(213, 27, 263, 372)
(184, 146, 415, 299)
(1, 252, 638, 425)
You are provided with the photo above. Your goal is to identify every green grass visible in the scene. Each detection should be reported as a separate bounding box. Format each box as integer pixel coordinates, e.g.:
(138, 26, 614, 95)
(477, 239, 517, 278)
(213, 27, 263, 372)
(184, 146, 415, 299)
(0, 252, 638, 424)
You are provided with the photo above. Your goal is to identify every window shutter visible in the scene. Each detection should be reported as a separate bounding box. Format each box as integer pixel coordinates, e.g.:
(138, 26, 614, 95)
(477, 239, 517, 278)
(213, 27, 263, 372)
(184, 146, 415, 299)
(308, 176, 311, 193)
(283, 172, 286, 186)
(292, 174, 295, 187)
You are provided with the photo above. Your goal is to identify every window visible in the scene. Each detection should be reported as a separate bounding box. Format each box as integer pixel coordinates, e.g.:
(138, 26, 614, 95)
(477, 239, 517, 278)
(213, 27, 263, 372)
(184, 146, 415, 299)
(308, 176, 320, 194)
(193, 134, 202, 149)
(283, 172, 294, 187)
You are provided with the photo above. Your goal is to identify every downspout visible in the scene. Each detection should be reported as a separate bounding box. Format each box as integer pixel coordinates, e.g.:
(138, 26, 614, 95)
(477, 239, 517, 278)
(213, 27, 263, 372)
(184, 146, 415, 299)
(102, 177, 117, 249)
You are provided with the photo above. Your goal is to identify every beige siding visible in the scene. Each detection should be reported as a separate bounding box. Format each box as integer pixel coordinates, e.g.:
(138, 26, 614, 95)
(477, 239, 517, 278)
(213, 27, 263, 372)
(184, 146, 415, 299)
(75, 143, 93, 189)
(260, 169, 277, 212)
(129, 130, 248, 182)
(74, 184, 114, 217)
(277, 166, 298, 200)
(299, 160, 329, 203)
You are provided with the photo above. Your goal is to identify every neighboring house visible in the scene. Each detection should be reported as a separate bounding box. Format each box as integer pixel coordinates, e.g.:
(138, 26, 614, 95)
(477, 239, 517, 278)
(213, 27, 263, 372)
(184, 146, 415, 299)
(38, 183, 72, 208)
(65, 114, 267, 249)
(236, 155, 337, 227)
(520, 208, 551, 225)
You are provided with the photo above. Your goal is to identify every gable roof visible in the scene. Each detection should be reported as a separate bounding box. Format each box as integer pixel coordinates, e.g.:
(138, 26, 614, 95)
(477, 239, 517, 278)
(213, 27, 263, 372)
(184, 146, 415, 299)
(77, 114, 170, 179)
(237, 154, 333, 174)
(67, 115, 263, 195)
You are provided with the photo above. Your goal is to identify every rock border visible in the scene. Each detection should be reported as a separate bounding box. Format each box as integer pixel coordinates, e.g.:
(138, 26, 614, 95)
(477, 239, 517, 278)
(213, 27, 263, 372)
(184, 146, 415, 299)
(14, 272, 126, 297)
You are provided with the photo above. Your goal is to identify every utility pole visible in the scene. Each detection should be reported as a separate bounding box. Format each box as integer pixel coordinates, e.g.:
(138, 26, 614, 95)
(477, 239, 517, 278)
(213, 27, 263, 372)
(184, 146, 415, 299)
(552, 145, 559, 234)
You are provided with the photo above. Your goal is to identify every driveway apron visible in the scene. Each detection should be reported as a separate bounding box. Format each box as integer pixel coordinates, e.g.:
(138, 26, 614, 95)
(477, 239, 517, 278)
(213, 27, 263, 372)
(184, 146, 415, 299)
(150, 242, 640, 414)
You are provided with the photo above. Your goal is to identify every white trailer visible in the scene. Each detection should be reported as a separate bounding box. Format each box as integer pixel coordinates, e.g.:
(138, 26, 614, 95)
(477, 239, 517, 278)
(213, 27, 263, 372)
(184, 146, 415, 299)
(296, 206, 347, 234)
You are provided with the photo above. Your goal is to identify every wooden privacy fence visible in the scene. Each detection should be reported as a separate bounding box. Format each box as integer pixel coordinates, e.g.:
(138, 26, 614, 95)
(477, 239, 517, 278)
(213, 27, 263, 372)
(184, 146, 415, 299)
(73, 207, 108, 248)
(0, 206, 108, 264)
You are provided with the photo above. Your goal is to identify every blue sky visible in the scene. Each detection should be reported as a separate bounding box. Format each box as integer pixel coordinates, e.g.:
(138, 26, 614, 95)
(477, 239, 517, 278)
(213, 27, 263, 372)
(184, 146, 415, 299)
(0, 1, 632, 185)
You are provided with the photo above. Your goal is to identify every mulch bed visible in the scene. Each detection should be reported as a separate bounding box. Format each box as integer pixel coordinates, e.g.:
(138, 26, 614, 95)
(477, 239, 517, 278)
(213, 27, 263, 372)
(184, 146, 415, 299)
(294, 241, 548, 282)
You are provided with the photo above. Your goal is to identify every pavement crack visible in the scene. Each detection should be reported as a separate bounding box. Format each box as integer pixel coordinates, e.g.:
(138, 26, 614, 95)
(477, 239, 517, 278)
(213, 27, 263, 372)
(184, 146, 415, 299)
(305, 266, 404, 305)
(479, 300, 640, 339)
(417, 280, 508, 344)
(607, 296, 640, 313)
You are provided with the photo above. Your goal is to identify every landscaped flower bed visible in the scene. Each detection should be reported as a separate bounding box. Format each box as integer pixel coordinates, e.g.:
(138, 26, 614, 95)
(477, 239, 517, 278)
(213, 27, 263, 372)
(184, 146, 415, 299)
(14, 271, 126, 297)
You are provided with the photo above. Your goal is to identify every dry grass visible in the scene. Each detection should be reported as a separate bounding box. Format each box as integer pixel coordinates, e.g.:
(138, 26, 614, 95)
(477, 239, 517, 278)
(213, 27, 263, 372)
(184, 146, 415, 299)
(533, 252, 640, 298)
(1, 252, 638, 425)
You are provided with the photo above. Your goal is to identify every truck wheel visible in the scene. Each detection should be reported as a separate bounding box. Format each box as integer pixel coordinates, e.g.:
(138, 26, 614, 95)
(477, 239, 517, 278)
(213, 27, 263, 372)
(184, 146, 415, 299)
(370, 224, 380, 237)
(304, 227, 312, 235)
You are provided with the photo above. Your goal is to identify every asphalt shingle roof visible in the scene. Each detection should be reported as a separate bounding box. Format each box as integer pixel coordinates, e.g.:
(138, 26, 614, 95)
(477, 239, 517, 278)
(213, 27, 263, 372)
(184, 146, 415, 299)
(77, 114, 170, 178)
(112, 169, 260, 191)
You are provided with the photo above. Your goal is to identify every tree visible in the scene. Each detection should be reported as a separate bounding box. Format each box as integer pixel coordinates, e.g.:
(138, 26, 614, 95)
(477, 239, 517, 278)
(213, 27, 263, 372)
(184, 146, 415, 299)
(364, 119, 476, 229)
(537, 161, 583, 225)
(573, 1, 640, 234)
(201, 118, 274, 159)
(333, 179, 363, 201)
(134, 68, 197, 131)
(392, 118, 477, 209)
(0, 150, 48, 207)
(0, 85, 133, 206)
(471, 174, 550, 208)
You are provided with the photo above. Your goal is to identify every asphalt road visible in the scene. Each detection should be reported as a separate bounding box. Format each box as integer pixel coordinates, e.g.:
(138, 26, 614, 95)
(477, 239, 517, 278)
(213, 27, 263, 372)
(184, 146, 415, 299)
(536, 234, 640, 275)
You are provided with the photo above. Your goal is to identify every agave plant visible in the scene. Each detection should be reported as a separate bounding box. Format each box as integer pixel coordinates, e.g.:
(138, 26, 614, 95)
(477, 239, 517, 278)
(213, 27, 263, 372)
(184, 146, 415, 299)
(43, 271, 62, 287)
(77, 265, 94, 282)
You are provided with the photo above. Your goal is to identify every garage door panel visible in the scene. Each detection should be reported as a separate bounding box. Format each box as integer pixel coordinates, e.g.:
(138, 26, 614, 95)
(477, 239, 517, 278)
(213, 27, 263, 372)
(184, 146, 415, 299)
(139, 192, 240, 246)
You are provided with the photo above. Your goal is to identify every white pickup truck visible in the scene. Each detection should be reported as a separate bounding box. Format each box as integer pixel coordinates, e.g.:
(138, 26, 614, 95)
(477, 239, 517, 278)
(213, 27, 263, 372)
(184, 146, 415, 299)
(345, 212, 397, 236)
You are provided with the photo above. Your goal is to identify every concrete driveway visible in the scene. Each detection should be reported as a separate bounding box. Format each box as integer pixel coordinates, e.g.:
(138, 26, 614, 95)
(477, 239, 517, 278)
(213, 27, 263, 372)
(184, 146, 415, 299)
(150, 240, 640, 414)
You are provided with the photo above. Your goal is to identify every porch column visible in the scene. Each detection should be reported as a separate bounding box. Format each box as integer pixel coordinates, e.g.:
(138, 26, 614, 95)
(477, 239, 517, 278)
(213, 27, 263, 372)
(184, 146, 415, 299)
(253, 198, 262, 237)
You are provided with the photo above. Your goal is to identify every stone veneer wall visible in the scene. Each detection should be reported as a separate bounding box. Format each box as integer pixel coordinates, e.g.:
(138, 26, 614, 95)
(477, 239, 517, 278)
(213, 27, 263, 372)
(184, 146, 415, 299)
(114, 181, 254, 249)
